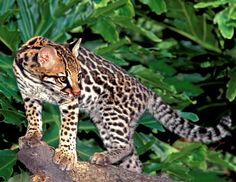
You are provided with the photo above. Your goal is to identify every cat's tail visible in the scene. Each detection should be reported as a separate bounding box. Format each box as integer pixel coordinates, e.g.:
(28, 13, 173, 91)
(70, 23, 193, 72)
(147, 94, 231, 143)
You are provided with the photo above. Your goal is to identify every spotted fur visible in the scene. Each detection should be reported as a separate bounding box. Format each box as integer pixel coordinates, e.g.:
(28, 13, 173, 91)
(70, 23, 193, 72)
(13, 36, 231, 173)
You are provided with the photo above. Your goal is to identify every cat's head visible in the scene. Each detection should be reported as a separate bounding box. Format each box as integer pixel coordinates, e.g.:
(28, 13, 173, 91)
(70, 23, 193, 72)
(15, 36, 81, 97)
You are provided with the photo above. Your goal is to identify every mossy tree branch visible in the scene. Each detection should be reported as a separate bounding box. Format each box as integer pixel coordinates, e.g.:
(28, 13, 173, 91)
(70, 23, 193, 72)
(17, 140, 174, 182)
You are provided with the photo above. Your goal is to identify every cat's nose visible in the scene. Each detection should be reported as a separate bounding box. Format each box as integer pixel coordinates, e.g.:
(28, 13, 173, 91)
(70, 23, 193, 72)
(72, 90, 80, 96)
(71, 84, 80, 96)
(65, 87, 80, 96)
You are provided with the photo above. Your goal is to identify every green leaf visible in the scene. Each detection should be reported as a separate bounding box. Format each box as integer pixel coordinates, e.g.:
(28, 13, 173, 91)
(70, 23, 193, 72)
(176, 111, 199, 122)
(194, 1, 227, 9)
(91, 0, 128, 18)
(0, 0, 16, 16)
(139, 0, 167, 15)
(8, 172, 30, 182)
(129, 65, 168, 90)
(0, 53, 13, 70)
(0, 26, 20, 52)
(207, 151, 236, 171)
(214, 8, 235, 39)
(165, 76, 204, 97)
(91, 17, 119, 43)
(101, 53, 129, 66)
(43, 122, 59, 147)
(34, 1, 54, 36)
(113, 16, 161, 42)
(187, 145, 207, 170)
(164, 163, 192, 180)
(226, 67, 236, 102)
(42, 104, 60, 146)
(115, 0, 135, 17)
(17, 0, 35, 41)
(135, 132, 177, 160)
(94, 0, 110, 9)
(0, 109, 25, 125)
(79, 120, 97, 133)
(0, 93, 13, 109)
(77, 139, 103, 160)
(134, 132, 157, 155)
(137, 139, 157, 155)
(164, 143, 202, 164)
(0, 150, 17, 180)
(139, 113, 165, 132)
(189, 169, 228, 182)
(165, 0, 221, 53)
(149, 60, 176, 76)
(174, 73, 207, 83)
(0, 54, 21, 101)
(0, 75, 20, 101)
(143, 162, 163, 173)
(95, 37, 131, 55)
(54, 0, 82, 17)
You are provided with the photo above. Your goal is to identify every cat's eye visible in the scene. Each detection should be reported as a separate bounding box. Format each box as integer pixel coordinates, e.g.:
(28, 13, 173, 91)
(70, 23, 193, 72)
(58, 76, 67, 83)
(78, 73, 81, 80)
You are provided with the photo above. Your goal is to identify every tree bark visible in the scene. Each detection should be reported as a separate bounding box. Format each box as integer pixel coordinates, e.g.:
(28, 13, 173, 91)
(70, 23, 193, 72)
(17, 141, 174, 182)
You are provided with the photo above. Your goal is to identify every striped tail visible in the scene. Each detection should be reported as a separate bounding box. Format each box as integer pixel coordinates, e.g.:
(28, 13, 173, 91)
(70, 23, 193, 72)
(148, 94, 231, 143)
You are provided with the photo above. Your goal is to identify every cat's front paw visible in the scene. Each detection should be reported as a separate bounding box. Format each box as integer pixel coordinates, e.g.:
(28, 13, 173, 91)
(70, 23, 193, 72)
(53, 148, 77, 171)
(19, 131, 42, 149)
(90, 152, 110, 165)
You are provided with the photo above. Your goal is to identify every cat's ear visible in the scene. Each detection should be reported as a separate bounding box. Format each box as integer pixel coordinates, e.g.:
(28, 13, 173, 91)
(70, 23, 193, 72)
(72, 38, 82, 58)
(38, 46, 59, 66)
(38, 46, 63, 73)
(67, 38, 82, 58)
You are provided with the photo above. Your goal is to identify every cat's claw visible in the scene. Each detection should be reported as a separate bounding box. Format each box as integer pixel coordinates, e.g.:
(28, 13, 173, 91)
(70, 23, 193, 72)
(19, 131, 42, 149)
(90, 152, 110, 165)
(53, 148, 77, 171)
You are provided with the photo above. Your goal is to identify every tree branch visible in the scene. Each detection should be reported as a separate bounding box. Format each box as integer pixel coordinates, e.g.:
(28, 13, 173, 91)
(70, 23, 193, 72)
(17, 141, 174, 182)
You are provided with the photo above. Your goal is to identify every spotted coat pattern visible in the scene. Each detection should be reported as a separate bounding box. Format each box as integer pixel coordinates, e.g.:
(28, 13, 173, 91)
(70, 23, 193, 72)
(13, 36, 231, 173)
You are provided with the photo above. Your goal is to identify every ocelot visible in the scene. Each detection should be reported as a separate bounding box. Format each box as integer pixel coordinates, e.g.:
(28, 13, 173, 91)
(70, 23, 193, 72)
(13, 36, 231, 173)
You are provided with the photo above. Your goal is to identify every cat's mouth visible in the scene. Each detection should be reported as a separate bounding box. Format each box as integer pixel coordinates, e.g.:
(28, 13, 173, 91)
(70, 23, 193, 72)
(60, 89, 80, 98)
(61, 87, 80, 97)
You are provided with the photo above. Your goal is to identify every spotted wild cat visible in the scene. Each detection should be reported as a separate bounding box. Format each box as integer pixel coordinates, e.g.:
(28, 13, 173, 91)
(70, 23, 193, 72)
(13, 36, 231, 173)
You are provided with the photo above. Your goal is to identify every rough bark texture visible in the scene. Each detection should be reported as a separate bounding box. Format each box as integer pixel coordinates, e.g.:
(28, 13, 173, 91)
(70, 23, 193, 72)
(17, 141, 174, 182)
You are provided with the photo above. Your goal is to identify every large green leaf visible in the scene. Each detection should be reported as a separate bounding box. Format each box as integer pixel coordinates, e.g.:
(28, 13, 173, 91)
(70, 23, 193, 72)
(189, 169, 228, 182)
(139, 0, 167, 15)
(129, 65, 174, 92)
(194, 1, 228, 8)
(42, 104, 60, 147)
(165, 76, 204, 97)
(0, 150, 17, 180)
(0, 53, 21, 102)
(134, 132, 157, 155)
(176, 111, 199, 122)
(0, 26, 20, 52)
(8, 172, 30, 182)
(163, 143, 202, 164)
(91, 0, 128, 19)
(79, 120, 97, 133)
(214, 7, 235, 39)
(91, 17, 119, 43)
(0, 54, 20, 101)
(0, 1, 24, 51)
(0, 109, 25, 125)
(207, 151, 236, 172)
(165, 0, 221, 53)
(77, 139, 103, 160)
(17, 0, 36, 41)
(0, 0, 16, 16)
(113, 16, 162, 42)
(138, 113, 165, 132)
(226, 67, 236, 102)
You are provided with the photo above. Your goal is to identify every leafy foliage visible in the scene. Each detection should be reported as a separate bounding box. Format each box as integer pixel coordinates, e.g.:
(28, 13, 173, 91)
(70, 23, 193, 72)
(0, 0, 235, 181)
